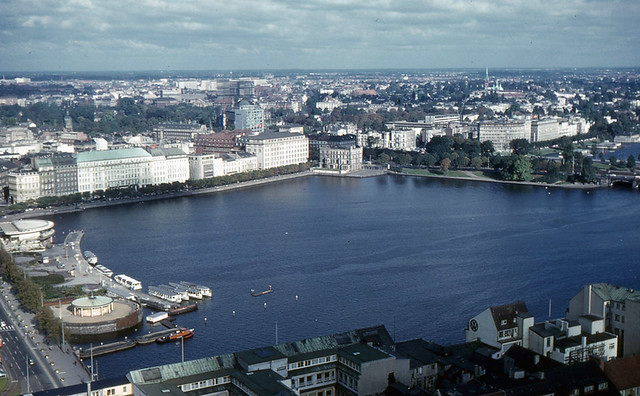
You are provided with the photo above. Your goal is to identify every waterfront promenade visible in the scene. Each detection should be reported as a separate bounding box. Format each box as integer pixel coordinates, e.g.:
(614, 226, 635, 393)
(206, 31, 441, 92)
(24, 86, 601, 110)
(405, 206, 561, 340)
(0, 276, 90, 392)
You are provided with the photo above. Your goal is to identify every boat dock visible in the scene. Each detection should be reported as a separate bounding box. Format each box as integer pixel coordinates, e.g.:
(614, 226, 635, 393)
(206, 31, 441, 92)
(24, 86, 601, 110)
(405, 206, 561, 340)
(77, 326, 187, 359)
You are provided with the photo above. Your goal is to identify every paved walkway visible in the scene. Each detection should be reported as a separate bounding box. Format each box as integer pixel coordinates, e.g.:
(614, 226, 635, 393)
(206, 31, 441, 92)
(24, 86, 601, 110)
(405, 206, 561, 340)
(1, 255, 92, 392)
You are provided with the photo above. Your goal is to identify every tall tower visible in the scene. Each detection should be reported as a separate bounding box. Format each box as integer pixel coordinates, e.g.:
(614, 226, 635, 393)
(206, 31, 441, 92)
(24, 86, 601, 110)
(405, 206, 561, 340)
(64, 110, 73, 132)
(485, 68, 490, 91)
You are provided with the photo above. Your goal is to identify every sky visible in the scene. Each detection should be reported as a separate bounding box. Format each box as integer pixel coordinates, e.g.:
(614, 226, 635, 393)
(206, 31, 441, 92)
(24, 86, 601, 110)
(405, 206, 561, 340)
(0, 0, 639, 72)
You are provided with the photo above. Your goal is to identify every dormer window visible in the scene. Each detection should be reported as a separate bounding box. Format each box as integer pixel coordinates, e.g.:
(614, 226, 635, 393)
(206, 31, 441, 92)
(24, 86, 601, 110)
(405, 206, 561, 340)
(501, 319, 507, 325)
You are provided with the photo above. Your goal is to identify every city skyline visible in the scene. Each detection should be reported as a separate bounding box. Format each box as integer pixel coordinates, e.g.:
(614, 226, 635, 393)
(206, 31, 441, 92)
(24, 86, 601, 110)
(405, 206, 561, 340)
(1, 0, 639, 72)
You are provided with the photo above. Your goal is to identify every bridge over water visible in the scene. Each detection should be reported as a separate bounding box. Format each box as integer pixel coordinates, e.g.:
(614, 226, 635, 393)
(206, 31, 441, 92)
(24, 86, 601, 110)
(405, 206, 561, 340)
(599, 169, 640, 188)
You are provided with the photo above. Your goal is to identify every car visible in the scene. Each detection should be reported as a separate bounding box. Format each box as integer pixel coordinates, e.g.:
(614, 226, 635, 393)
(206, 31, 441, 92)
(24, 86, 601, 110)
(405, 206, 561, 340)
(0, 369, 6, 378)
(29, 358, 34, 366)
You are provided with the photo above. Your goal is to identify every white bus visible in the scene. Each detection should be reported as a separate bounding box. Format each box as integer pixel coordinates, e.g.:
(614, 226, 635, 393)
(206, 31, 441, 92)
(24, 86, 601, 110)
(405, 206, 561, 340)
(114, 274, 142, 290)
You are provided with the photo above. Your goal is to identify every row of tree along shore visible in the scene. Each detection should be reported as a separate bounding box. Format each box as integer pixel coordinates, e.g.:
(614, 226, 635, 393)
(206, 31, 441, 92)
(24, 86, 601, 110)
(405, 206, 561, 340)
(3, 163, 311, 215)
(367, 134, 638, 185)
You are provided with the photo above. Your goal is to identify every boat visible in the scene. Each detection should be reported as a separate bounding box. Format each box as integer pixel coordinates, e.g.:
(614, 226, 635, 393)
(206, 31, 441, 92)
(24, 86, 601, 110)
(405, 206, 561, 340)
(84, 251, 98, 265)
(179, 281, 212, 298)
(169, 282, 203, 299)
(156, 328, 194, 344)
(148, 286, 183, 303)
(94, 265, 113, 278)
(167, 302, 198, 316)
(251, 285, 274, 297)
(159, 284, 188, 301)
(114, 274, 142, 290)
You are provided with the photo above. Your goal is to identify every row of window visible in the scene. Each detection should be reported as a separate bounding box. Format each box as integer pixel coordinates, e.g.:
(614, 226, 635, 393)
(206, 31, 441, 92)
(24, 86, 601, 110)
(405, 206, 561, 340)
(289, 355, 336, 371)
(337, 371, 358, 391)
(292, 370, 336, 389)
(179, 375, 231, 391)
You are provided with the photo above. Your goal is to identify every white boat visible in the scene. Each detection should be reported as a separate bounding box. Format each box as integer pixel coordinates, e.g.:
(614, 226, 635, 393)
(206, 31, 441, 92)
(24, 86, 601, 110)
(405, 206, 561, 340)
(180, 281, 212, 298)
(84, 251, 98, 265)
(148, 286, 182, 303)
(94, 265, 113, 278)
(169, 282, 203, 299)
(114, 274, 142, 290)
(146, 311, 168, 324)
(159, 285, 188, 301)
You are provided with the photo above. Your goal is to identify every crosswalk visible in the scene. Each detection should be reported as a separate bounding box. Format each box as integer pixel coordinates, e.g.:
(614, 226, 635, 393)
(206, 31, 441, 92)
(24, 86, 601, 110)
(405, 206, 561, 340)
(0, 324, 15, 332)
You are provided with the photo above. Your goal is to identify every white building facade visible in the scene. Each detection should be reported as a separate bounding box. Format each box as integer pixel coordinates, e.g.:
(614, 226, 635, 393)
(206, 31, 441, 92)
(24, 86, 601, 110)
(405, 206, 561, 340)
(244, 132, 309, 170)
(477, 119, 531, 152)
(319, 146, 363, 173)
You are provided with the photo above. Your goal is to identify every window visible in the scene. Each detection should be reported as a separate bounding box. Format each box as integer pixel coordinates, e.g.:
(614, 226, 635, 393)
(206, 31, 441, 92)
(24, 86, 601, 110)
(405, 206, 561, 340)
(615, 314, 620, 322)
(610, 343, 615, 349)
(570, 389, 580, 396)
(598, 383, 608, 390)
(584, 385, 594, 393)
(546, 337, 551, 347)
(501, 319, 507, 325)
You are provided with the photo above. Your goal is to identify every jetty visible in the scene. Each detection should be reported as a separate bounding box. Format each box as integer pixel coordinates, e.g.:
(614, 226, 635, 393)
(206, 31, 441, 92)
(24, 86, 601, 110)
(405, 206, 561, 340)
(77, 326, 189, 359)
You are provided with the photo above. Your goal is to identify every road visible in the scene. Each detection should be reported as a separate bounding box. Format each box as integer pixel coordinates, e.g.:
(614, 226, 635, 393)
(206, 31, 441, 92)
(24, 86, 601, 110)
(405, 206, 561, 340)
(0, 281, 61, 393)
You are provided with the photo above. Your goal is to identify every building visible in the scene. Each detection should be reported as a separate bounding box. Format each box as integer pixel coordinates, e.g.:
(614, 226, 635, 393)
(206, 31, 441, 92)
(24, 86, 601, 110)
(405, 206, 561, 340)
(0, 219, 55, 252)
(71, 295, 114, 317)
(244, 132, 309, 170)
(32, 153, 78, 198)
(77, 148, 155, 193)
(477, 119, 531, 152)
(188, 154, 224, 180)
(221, 152, 258, 175)
(148, 148, 190, 185)
(319, 146, 363, 173)
(530, 118, 560, 142)
(31, 376, 133, 396)
(128, 325, 409, 396)
(193, 131, 244, 154)
(603, 354, 640, 396)
(155, 122, 207, 142)
(383, 129, 418, 151)
(394, 339, 441, 391)
(7, 169, 40, 203)
(567, 283, 640, 357)
(528, 317, 617, 364)
(465, 302, 534, 355)
(228, 101, 264, 135)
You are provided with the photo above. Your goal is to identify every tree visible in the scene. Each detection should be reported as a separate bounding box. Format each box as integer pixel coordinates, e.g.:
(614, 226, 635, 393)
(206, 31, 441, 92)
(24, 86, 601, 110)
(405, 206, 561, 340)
(510, 138, 531, 156)
(580, 157, 597, 183)
(376, 153, 390, 165)
(440, 158, 451, 172)
(501, 155, 532, 181)
(426, 135, 453, 160)
(627, 155, 636, 170)
(470, 157, 483, 169)
(609, 155, 617, 167)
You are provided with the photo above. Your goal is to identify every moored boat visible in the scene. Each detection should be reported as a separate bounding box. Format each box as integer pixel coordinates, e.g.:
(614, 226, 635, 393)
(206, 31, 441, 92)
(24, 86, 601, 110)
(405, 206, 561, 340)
(251, 285, 274, 297)
(84, 251, 98, 265)
(94, 265, 113, 278)
(156, 328, 194, 344)
(159, 284, 188, 301)
(179, 281, 212, 297)
(169, 282, 203, 299)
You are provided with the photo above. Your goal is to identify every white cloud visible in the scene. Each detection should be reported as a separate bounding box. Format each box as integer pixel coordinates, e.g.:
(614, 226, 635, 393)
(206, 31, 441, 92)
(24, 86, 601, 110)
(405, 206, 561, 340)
(0, 0, 638, 70)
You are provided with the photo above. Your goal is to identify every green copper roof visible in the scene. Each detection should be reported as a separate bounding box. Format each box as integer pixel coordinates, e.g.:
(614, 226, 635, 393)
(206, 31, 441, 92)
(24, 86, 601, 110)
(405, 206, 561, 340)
(592, 283, 640, 302)
(77, 148, 151, 163)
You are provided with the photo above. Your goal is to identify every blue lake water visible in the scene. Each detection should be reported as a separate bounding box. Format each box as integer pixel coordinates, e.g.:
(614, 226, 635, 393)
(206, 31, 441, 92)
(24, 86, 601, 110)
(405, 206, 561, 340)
(46, 175, 640, 378)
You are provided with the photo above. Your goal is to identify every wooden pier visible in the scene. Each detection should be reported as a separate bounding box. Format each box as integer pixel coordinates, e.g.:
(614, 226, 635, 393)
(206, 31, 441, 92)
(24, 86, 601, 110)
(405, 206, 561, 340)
(77, 326, 187, 358)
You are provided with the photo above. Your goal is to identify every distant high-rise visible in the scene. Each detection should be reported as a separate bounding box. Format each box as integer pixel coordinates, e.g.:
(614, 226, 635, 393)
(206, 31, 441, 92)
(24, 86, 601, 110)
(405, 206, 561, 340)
(228, 100, 264, 135)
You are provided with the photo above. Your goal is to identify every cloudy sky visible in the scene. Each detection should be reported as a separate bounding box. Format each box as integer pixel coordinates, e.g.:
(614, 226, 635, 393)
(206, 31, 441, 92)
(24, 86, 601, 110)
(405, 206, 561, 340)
(1, 0, 639, 72)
